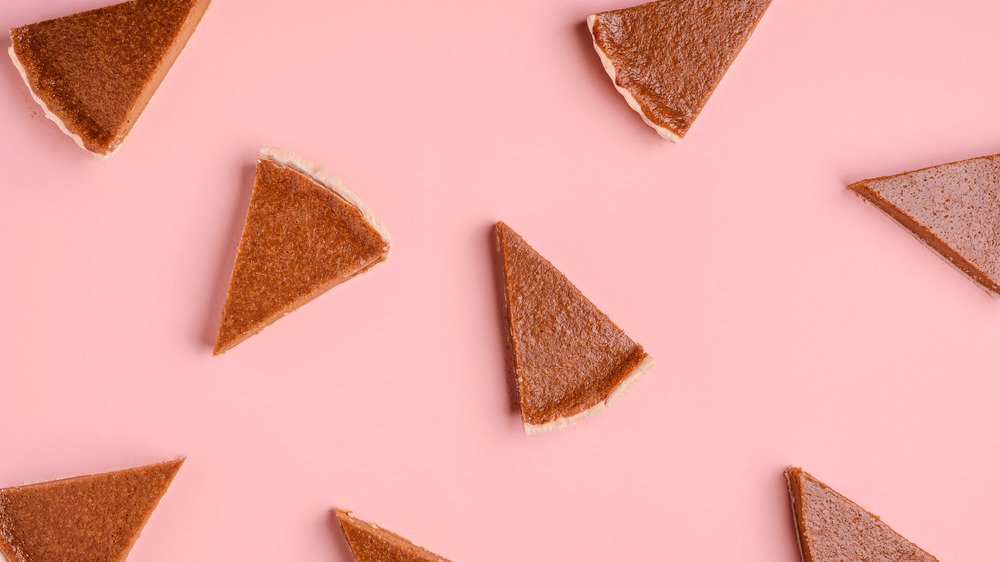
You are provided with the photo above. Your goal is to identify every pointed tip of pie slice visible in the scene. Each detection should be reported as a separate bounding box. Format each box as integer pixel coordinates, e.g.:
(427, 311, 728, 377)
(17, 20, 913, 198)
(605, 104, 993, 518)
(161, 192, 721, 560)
(212, 148, 391, 355)
(847, 153, 1000, 296)
(335, 508, 450, 562)
(784, 467, 939, 562)
(0, 458, 186, 562)
(496, 221, 653, 434)
(8, 0, 212, 158)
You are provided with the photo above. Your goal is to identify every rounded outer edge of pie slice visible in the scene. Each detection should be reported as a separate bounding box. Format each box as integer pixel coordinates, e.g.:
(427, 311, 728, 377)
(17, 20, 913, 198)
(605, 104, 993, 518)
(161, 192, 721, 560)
(259, 147, 392, 257)
(7, 44, 102, 159)
(585, 13, 682, 143)
(522, 354, 656, 435)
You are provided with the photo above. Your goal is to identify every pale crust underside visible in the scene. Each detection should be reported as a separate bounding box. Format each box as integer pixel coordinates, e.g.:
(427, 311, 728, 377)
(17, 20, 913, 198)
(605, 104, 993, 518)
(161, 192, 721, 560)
(7, 45, 108, 160)
(259, 147, 392, 254)
(523, 354, 655, 434)
(851, 188, 1000, 297)
(586, 14, 681, 143)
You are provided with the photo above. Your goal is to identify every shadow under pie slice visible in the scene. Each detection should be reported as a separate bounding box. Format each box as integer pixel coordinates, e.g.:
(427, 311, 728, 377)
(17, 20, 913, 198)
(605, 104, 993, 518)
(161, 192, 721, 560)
(0, 459, 184, 562)
(496, 221, 654, 434)
(214, 147, 391, 355)
(848, 153, 1000, 295)
(587, 0, 772, 141)
(8, 0, 212, 159)
(785, 467, 938, 562)
(335, 508, 450, 562)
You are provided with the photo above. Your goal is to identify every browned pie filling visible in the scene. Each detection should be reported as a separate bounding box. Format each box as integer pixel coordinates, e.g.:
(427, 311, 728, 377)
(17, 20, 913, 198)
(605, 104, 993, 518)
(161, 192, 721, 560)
(0, 459, 184, 562)
(214, 152, 390, 354)
(785, 467, 938, 562)
(9, 0, 211, 158)
(496, 222, 650, 432)
(848, 153, 1000, 295)
(589, 0, 771, 140)
(335, 508, 450, 562)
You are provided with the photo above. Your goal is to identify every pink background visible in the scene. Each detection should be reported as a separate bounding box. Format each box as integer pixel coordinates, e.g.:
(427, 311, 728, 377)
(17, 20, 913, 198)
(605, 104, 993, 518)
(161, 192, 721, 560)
(1, 0, 998, 559)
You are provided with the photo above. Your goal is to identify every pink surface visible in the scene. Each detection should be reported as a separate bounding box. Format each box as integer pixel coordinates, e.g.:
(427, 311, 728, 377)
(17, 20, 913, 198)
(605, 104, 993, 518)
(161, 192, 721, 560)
(0, 0, 998, 559)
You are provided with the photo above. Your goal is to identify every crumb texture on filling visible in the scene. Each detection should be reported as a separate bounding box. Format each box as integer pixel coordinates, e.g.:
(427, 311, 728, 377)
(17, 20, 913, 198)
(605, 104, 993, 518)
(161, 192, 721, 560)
(214, 151, 390, 354)
(0, 460, 183, 562)
(9, 0, 211, 156)
(849, 153, 1000, 293)
(335, 508, 450, 562)
(589, 0, 771, 138)
(787, 468, 938, 562)
(496, 222, 650, 431)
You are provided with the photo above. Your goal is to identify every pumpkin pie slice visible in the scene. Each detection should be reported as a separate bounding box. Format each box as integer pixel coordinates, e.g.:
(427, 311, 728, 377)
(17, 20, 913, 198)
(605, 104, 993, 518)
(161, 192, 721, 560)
(849, 153, 1000, 295)
(785, 467, 938, 562)
(8, 0, 212, 159)
(214, 147, 391, 355)
(0, 459, 184, 562)
(588, 0, 772, 141)
(496, 222, 654, 434)
(335, 508, 450, 562)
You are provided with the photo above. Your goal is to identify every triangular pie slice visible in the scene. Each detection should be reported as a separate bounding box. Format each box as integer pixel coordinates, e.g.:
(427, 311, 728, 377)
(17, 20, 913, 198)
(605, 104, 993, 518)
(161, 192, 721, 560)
(496, 222, 654, 434)
(785, 467, 938, 562)
(0, 459, 184, 562)
(588, 0, 772, 141)
(214, 147, 391, 355)
(848, 153, 1000, 295)
(8, 0, 212, 159)
(335, 508, 450, 562)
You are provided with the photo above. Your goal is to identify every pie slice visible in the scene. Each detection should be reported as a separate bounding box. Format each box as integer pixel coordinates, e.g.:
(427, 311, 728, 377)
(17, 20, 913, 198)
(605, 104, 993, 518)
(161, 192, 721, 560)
(848, 153, 1000, 295)
(588, 0, 772, 141)
(496, 222, 654, 434)
(785, 467, 938, 562)
(214, 147, 391, 355)
(335, 508, 450, 562)
(8, 0, 212, 159)
(0, 459, 184, 562)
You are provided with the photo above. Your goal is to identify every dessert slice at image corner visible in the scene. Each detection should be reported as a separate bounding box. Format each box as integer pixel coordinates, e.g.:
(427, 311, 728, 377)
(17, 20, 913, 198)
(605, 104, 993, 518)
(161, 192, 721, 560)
(213, 147, 392, 355)
(848, 153, 1000, 296)
(0, 458, 185, 562)
(335, 508, 451, 562)
(784, 467, 938, 562)
(8, 0, 212, 159)
(496, 222, 654, 434)
(587, 0, 772, 142)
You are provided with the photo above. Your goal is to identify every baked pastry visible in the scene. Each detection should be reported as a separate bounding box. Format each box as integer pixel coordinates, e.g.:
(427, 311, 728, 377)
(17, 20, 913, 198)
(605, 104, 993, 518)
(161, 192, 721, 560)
(335, 508, 450, 562)
(588, 0, 771, 141)
(8, 0, 212, 159)
(848, 153, 1000, 295)
(785, 467, 937, 562)
(0, 459, 184, 562)
(214, 147, 391, 355)
(496, 222, 654, 434)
